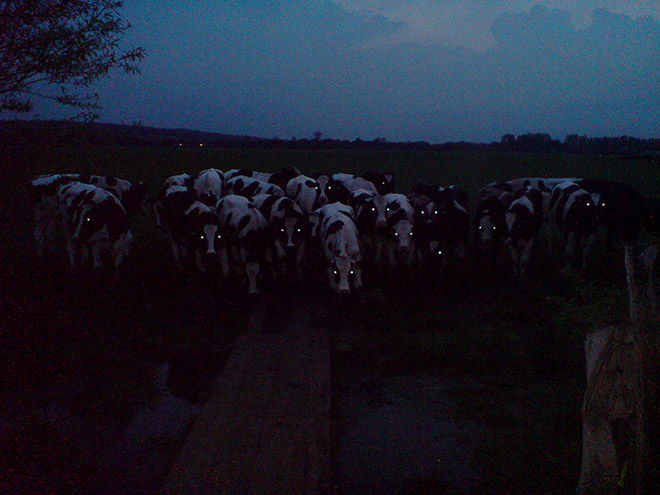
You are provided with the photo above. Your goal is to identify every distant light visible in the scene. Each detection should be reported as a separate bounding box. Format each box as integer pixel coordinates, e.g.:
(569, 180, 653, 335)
(178, 143, 182, 147)
(199, 143, 203, 147)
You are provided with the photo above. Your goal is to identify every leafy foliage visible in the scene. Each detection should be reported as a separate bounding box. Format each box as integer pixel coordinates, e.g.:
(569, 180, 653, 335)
(0, 0, 144, 119)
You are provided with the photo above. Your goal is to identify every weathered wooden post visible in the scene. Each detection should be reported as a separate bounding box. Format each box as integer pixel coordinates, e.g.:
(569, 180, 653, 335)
(578, 326, 646, 494)
(577, 242, 655, 494)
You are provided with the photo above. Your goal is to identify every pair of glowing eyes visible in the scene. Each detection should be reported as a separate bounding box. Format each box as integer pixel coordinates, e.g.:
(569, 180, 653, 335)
(200, 233, 222, 240)
(333, 269, 355, 275)
(281, 228, 302, 233)
(394, 232, 413, 236)
(420, 210, 439, 215)
(478, 225, 496, 230)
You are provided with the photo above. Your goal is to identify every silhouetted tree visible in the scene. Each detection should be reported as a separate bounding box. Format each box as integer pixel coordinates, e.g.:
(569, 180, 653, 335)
(0, 0, 144, 119)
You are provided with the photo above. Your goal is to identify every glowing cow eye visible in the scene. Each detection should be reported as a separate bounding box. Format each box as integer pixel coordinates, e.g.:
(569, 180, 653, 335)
(493, 226, 497, 230)
(85, 217, 91, 222)
(333, 270, 338, 275)
(438, 250, 443, 255)
(409, 232, 413, 236)
(350, 270, 354, 275)
(297, 228, 301, 232)
(200, 234, 205, 240)
(394, 232, 398, 236)
(434, 210, 439, 215)
(371, 207, 376, 212)
(478, 226, 483, 230)
(586, 202, 591, 206)
(217, 234, 222, 239)
(281, 228, 285, 232)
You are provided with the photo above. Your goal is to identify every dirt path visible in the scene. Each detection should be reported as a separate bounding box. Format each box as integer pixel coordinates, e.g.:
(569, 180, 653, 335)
(162, 292, 332, 494)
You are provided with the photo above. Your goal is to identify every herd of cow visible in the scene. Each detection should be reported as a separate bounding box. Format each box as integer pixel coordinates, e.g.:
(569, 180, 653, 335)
(29, 168, 660, 295)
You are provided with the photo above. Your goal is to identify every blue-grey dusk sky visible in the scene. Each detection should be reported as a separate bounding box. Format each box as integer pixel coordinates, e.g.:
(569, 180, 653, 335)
(12, 1, 660, 143)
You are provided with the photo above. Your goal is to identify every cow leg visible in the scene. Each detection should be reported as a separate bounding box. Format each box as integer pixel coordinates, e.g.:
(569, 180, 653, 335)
(170, 242, 183, 270)
(92, 244, 103, 269)
(386, 242, 396, 269)
(519, 239, 535, 278)
(195, 251, 206, 272)
(34, 214, 49, 258)
(565, 231, 577, 266)
(580, 233, 596, 271)
(62, 221, 77, 269)
(295, 242, 305, 280)
(353, 266, 363, 292)
(507, 244, 518, 278)
(218, 247, 230, 277)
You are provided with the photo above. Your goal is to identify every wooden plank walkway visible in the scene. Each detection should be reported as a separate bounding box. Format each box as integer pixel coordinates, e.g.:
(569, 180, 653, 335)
(162, 296, 332, 495)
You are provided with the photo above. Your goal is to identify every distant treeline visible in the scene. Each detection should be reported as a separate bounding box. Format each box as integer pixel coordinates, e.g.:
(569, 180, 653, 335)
(2, 119, 660, 157)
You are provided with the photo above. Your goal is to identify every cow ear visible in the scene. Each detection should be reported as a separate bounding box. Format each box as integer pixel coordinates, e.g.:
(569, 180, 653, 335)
(325, 219, 344, 236)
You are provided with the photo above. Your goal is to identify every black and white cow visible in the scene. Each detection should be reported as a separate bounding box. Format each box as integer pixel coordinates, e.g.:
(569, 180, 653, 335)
(252, 193, 308, 278)
(176, 201, 223, 272)
(153, 173, 194, 226)
(216, 194, 269, 295)
(225, 176, 285, 201)
(502, 177, 580, 216)
(57, 182, 132, 271)
(312, 203, 362, 295)
(575, 178, 644, 246)
(361, 171, 395, 195)
(415, 186, 470, 271)
(383, 193, 416, 268)
(349, 188, 389, 263)
(331, 173, 378, 195)
(286, 174, 330, 214)
(505, 187, 544, 279)
(30, 174, 143, 258)
(194, 168, 224, 206)
(316, 174, 352, 205)
(31, 174, 75, 258)
(223, 167, 300, 190)
(84, 175, 148, 216)
(548, 181, 599, 270)
(33, 173, 148, 216)
(474, 185, 515, 266)
(158, 184, 208, 270)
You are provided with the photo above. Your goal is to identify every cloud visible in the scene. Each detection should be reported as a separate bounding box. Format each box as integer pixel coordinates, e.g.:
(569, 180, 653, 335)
(19, 2, 660, 142)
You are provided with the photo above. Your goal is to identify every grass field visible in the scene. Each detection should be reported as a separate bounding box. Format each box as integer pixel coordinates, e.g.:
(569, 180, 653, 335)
(1, 142, 659, 493)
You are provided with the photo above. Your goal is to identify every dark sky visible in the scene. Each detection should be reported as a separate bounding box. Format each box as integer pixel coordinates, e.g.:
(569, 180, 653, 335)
(15, 1, 660, 143)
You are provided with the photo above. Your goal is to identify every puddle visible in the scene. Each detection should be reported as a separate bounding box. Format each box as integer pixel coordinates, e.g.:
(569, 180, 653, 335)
(334, 375, 482, 494)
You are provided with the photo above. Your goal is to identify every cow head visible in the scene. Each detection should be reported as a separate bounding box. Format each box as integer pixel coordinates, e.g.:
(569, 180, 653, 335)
(329, 256, 359, 296)
(389, 219, 414, 253)
(361, 171, 394, 195)
(475, 210, 502, 248)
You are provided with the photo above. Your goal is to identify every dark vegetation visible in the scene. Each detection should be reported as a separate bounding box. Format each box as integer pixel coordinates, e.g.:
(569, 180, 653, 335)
(1, 125, 659, 493)
(3, 119, 660, 156)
